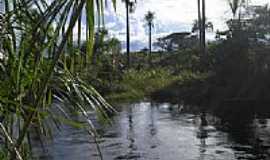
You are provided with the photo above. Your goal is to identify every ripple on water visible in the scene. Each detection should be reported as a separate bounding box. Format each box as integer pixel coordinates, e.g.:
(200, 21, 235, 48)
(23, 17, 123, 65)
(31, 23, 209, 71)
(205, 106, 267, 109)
(34, 102, 270, 160)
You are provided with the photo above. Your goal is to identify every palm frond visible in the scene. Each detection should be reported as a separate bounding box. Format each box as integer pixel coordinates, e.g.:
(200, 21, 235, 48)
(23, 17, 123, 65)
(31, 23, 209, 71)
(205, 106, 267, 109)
(0, 0, 117, 159)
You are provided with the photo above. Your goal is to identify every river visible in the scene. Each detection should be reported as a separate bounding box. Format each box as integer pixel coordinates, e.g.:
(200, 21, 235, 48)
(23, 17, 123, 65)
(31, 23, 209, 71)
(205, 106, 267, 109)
(34, 102, 270, 160)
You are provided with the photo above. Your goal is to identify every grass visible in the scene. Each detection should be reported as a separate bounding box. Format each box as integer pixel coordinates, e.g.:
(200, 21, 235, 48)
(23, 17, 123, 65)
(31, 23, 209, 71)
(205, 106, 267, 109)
(105, 68, 180, 103)
(150, 70, 210, 104)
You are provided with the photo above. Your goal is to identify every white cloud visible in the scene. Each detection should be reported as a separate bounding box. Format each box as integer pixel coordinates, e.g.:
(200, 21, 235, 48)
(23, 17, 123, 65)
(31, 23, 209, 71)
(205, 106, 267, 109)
(106, 0, 232, 49)
(75, 0, 270, 51)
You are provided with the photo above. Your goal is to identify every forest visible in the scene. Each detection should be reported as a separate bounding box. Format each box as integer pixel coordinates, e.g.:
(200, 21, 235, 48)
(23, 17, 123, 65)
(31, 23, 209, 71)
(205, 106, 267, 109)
(1, 0, 270, 159)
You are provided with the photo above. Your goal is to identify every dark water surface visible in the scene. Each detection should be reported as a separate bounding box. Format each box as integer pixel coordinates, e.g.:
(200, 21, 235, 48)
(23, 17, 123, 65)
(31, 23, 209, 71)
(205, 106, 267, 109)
(35, 102, 270, 160)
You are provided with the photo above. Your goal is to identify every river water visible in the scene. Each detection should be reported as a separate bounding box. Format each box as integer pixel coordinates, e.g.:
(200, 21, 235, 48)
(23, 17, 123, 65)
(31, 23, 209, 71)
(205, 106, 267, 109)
(35, 102, 270, 160)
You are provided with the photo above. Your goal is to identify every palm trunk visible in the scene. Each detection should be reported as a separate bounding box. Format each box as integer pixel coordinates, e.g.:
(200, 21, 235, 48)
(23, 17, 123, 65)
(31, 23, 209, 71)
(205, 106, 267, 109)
(126, 2, 130, 67)
(197, 0, 202, 50)
(201, 0, 206, 56)
(149, 23, 152, 65)
(78, 15, 82, 47)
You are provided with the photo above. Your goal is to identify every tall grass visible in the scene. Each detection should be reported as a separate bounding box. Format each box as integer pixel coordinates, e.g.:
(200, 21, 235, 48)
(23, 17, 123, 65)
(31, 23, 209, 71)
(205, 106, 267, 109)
(105, 68, 180, 102)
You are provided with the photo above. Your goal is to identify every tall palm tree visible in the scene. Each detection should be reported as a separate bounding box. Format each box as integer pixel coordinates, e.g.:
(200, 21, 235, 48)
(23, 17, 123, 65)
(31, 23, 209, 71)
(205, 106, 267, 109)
(201, 0, 206, 56)
(197, 0, 202, 52)
(197, 0, 206, 57)
(227, 0, 246, 18)
(144, 11, 154, 65)
(122, 0, 136, 67)
(227, 0, 246, 34)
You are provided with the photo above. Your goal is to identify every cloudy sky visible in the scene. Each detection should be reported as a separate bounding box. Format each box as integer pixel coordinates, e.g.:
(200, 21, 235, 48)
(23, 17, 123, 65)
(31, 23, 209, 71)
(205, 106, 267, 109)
(1, 0, 269, 51)
(100, 0, 270, 51)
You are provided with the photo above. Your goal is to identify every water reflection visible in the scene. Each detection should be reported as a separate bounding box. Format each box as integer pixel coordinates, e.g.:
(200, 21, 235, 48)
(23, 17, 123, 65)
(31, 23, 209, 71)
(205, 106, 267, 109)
(196, 112, 209, 160)
(149, 103, 157, 137)
(126, 106, 137, 155)
(35, 102, 270, 160)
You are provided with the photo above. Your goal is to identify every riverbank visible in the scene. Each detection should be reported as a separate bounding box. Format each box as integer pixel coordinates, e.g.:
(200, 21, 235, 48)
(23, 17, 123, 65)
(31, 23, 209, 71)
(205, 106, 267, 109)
(103, 68, 181, 103)
(85, 50, 207, 104)
(83, 47, 270, 120)
(93, 60, 270, 125)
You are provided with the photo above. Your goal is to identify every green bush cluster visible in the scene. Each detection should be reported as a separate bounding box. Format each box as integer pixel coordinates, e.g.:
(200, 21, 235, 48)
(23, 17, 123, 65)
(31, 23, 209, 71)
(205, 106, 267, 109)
(105, 68, 180, 102)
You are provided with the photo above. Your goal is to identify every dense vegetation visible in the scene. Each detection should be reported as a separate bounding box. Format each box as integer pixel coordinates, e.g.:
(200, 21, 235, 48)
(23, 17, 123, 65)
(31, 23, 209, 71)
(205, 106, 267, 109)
(0, 0, 115, 159)
(1, 0, 270, 159)
(152, 4, 270, 109)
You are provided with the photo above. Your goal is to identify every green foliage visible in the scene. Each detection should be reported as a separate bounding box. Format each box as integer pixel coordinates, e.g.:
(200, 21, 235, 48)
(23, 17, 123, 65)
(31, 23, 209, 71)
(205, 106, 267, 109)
(151, 3, 270, 108)
(144, 11, 155, 27)
(151, 70, 209, 104)
(0, 149, 8, 160)
(156, 49, 202, 72)
(0, 0, 116, 159)
(105, 68, 180, 102)
(154, 32, 198, 52)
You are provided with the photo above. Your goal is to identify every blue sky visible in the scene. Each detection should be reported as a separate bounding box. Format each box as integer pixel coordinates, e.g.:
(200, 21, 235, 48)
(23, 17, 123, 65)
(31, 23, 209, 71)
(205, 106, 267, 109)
(102, 0, 270, 51)
(1, 0, 269, 51)
(68, 0, 269, 51)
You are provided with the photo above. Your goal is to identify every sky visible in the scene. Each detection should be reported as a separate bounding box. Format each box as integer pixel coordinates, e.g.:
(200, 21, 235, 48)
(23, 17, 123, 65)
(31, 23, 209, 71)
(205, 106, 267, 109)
(1, 0, 268, 51)
(99, 0, 270, 51)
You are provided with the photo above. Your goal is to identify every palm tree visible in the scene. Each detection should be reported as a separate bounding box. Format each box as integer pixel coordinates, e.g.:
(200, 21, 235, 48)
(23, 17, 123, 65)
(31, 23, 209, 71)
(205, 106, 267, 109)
(201, 0, 206, 56)
(122, 0, 136, 67)
(0, 0, 116, 159)
(104, 37, 122, 70)
(227, 0, 246, 34)
(192, 19, 213, 34)
(227, 0, 246, 18)
(197, 0, 206, 58)
(197, 0, 202, 52)
(144, 11, 155, 65)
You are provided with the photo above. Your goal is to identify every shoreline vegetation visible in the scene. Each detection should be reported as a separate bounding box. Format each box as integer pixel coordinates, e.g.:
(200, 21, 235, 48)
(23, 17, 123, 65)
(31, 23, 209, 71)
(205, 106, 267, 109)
(95, 44, 270, 119)
(1, 0, 270, 159)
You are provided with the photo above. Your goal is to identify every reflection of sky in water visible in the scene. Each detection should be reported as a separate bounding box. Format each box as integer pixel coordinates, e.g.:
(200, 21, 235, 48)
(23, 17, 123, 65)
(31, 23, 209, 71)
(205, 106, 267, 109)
(35, 102, 270, 160)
